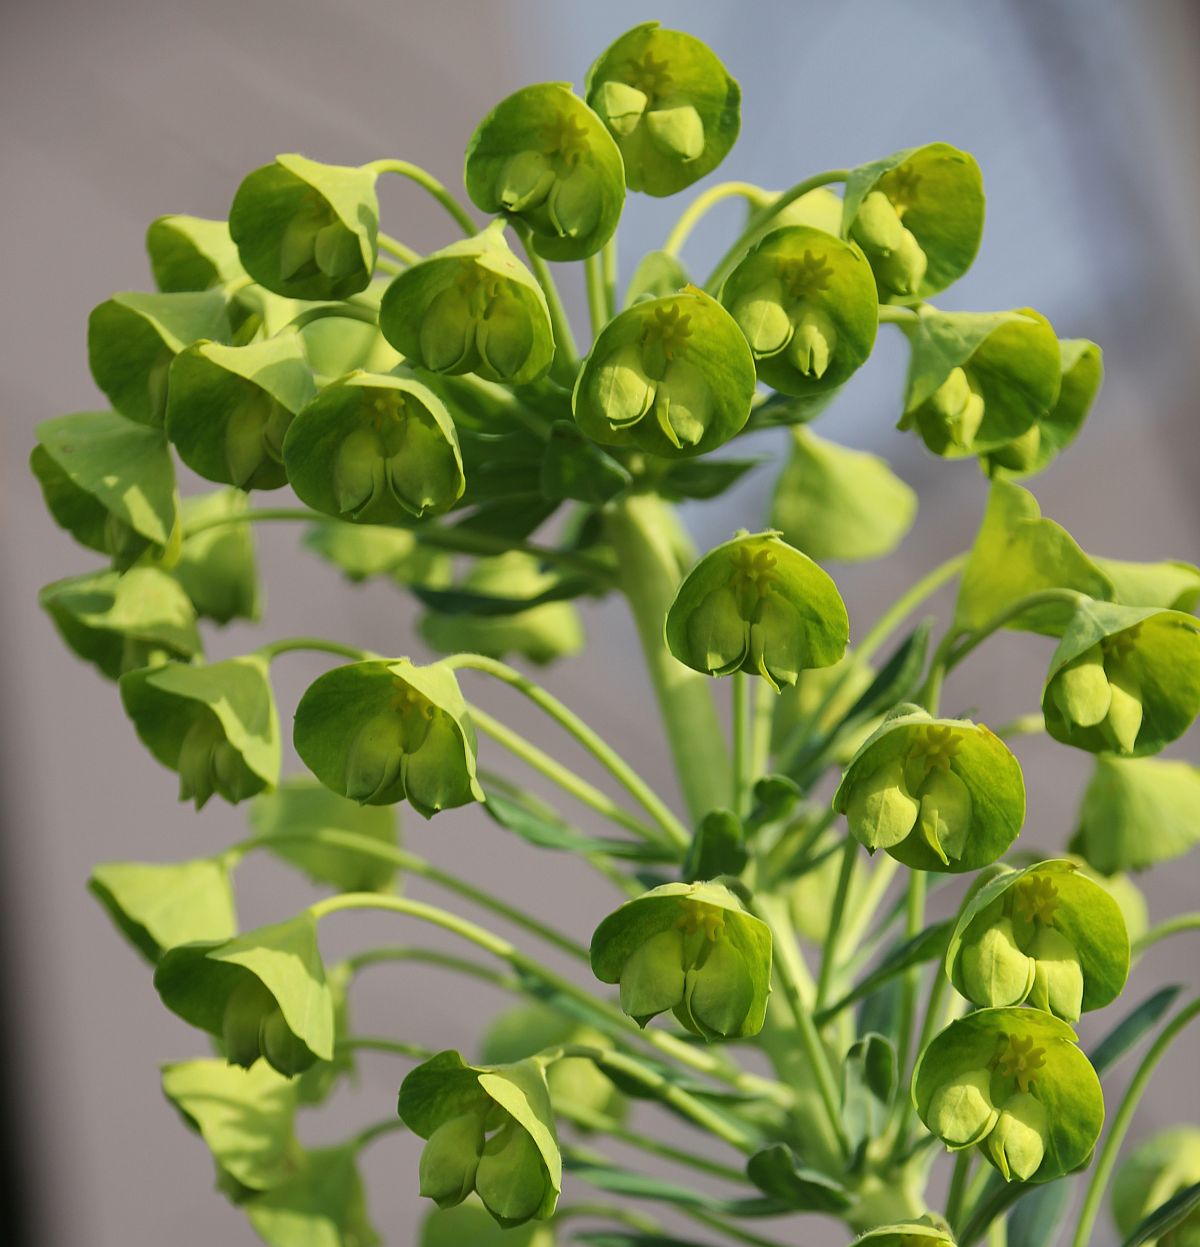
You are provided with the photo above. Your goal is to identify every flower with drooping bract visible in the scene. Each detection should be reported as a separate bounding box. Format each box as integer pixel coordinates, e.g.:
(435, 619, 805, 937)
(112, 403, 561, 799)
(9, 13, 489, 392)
(832, 705, 1025, 873)
(155, 912, 334, 1077)
(899, 309, 1062, 458)
(465, 83, 624, 260)
(166, 335, 316, 491)
(283, 372, 465, 522)
(665, 530, 849, 690)
(843, 143, 984, 302)
(720, 225, 878, 408)
(947, 859, 1128, 1022)
(119, 655, 280, 808)
(146, 215, 245, 293)
(1042, 601, 1200, 757)
(399, 1050, 561, 1227)
(230, 153, 380, 300)
(589, 881, 772, 1041)
(913, 1006, 1103, 1183)
(585, 22, 740, 197)
(572, 286, 755, 457)
(379, 229, 554, 384)
(293, 658, 483, 819)
(31, 409, 179, 568)
(1112, 1127, 1200, 1247)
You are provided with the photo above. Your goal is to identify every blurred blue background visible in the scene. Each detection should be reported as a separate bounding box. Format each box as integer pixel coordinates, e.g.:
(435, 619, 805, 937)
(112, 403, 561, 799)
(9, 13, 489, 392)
(1, 2, 1197, 1244)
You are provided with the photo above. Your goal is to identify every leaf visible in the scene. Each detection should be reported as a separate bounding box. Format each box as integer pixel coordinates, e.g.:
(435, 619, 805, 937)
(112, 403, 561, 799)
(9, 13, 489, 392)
(1119, 1181, 1200, 1247)
(1006, 1176, 1072, 1247)
(772, 427, 916, 562)
(174, 490, 261, 624)
(839, 621, 932, 732)
(249, 777, 400, 892)
(562, 1154, 783, 1217)
(482, 791, 670, 862)
(841, 1033, 897, 1156)
(540, 421, 631, 504)
(624, 250, 690, 306)
(90, 858, 237, 963)
(242, 1144, 380, 1247)
(1092, 554, 1200, 613)
(411, 574, 599, 617)
(815, 921, 952, 1024)
(302, 520, 449, 586)
(682, 809, 748, 882)
(1088, 984, 1182, 1075)
(744, 1143, 851, 1212)
(656, 457, 761, 502)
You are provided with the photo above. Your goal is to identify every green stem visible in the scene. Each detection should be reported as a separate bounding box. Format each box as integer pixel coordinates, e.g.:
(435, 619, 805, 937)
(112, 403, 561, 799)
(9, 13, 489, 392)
(374, 255, 404, 276)
(994, 713, 1045, 741)
(181, 506, 320, 540)
(603, 493, 731, 822)
(584, 250, 608, 339)
(838, 855, 899, 963)
(945, 1149, 973, 1231)
(351, 1117, 407, 1151)
(887, 869, 927, 1158)
(468, 706, 668, 846)
(1135, 913, 1200, 954)
(413, 524, 613, 579)
(343, 945, 520, 992)
(377, 231, 421, 265)
(257, 636, 371, 662)
(362, 158, 476, 235)
(447, 654, 692, 852)
(731, 672, 753, 814)
(705, 169, 850, 293)
(338, 1034, 433, 1060)
(877, 304, 920, 325)
(750, 679, 775, 782)
(1071, 998, 1200, 1247)
(857, 552, 969, 665)
(815, 837, 858, 1011)
(602, 236, 618, 317)
(513, 223, 579, 385)
(662, 180, 771, 258)
(553, 1203, 661, 1233)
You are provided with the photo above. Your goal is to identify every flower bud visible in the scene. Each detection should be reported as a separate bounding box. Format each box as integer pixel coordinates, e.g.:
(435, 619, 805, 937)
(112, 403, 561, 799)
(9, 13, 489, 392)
(1051, 644, 1110, 728)
(474, 1118, 550, 1225)
(915, 765, 973, 865)
(419, 1111, 486, 1208)
(849, 190, 905, 254)
(1027, 926, 1084, 1022)
(928, 1069, 998, 1149)
(846, 757, 920, 852)
(987, 1092, 1048, 1182)
(729, 279, 792, 356)
(961, 917, 1035, 1008)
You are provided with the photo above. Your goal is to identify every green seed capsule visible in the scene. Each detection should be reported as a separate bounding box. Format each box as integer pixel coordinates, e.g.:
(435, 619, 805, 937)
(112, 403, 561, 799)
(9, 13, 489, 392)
(730, 280, 792, 356)
(592, 80, 647, 137)
(1105, 666, 1144, 754)
(961, 917, 1036, 1008)
(343, 713, 408, 804)
(474, 1119, 547, 1225)
(915, 766, 973, 865)
(847, 757, 920, 852)
(788, 306, 838, 379)
(850, 191, 905, 253)
(928, 1069, 999, 1149)
(988, 1092, 1048, 1182)
(875, 226, 928, 298)
(419, 1112, 486, 1208)
(1027, 926, 1084, 1022)
(681, 936, 754, 1038)
(1052, 644, 1112, 728)
(259, 1005, 310, 1076)
(221, 975, 276, 1069)
(619, 927, 686, 1022)
(927, 367, 985, 450)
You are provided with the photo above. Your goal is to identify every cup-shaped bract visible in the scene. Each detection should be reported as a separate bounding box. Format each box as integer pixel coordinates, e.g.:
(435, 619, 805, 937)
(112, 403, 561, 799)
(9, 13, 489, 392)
(913, 1007, 1103, 1183)
(146, 215, 245, 293)
(154, 912, 335, 1077)
(589, 881, 772, 1041)
(88, 290, 231, 427)
(379, 231, 554, 385)
(984, 339, 1103, 478)
(293, 658, 483, 819)
(39, 567, 201, 680)
(947, 860, 1129, 1021)
(1070, 755, 1200, 875)
(465, 83, 625, 261)
(481, 1002, 625, 1125)
(230, 153, 379, 301)
(119, 655, 281, 808)
(720, 226, 878, 403)
(299, 307, 404, 378)
(283, 373, 465, 523)
(399, 1050, 562, 1226)
(31, 410, 178, 568)
(419, 552, 585, 666)
(174, 490, 262, 626)
(665, 531, 849, 690)
(851, 1217, 956, 1247)
(572, 287, 755, 457)
(899, 309, 1062, 459)
(1042, 602, 1200, 757)
(585, 22, 740, 197)
(843, 143, 984, 303)
(832, 707, 1025, 873)
(1112, 1127, 1200, 1246)
(771, 427, 917, 563)
(167, 336, 317, 491)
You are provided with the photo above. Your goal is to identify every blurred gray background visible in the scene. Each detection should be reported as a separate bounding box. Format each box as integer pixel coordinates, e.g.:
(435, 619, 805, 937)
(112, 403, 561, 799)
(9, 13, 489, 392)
(1, 1, 1198, 1243)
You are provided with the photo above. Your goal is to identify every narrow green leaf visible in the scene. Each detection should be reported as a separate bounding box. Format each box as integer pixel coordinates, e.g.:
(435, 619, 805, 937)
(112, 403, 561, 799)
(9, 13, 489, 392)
(815, 921, 952, 1024)
(1088, 984, 1182, 1075)
(744, 1143, 850, 1212)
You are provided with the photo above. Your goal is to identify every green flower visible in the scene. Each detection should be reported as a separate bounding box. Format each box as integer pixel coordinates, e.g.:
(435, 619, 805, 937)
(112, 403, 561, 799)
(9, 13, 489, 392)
(913, 1007, 1103, 1183)
(843, 143, 984, 302)
(720, 226, 878, 407)
(155, 913, 334, 1077)
(664, 531, 849, 690)
(899, 309, 1062, 458)
(948, 860, 1129, 1021)
(283, 372, 465, 522)
(465, 83, 624, 260)
(585, 22, 740, 197)
(399, 1051, 561, 1227)
(146, 214, 245, 292)
(230, 153, 379, 300)
(833, 707, 1025, 873)
(119, 656, 280, 808)
(1043, 602, 1200, 756)
(166, 336, 316, 491)
(589, 881, 772, 1041)
(1113, 1127, 1200, 1247)
(293, 658, 483, 819)
(572, 287, 755, 457)
(379, 230, 554, 384)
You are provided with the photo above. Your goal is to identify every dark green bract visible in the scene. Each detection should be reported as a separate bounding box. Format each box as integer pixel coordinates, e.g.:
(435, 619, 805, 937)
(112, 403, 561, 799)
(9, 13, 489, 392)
(573, 287, 755, 456)
(146, 214, 245, 293)
(465, 83, 624, 260)
(586, 22, 740, 197)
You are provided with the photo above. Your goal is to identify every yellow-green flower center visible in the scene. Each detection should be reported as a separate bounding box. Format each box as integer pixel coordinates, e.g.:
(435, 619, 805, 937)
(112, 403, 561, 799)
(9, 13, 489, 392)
(992, 1034, 1047, 1093)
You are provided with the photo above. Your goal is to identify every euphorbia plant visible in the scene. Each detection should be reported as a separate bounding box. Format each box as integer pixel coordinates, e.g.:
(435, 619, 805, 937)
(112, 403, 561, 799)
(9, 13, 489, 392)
(33, 20, 1200, 1247)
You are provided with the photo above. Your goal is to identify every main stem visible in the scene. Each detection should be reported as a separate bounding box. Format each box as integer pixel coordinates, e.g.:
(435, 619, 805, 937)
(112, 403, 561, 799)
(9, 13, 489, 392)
(603, 493, 731, 823)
